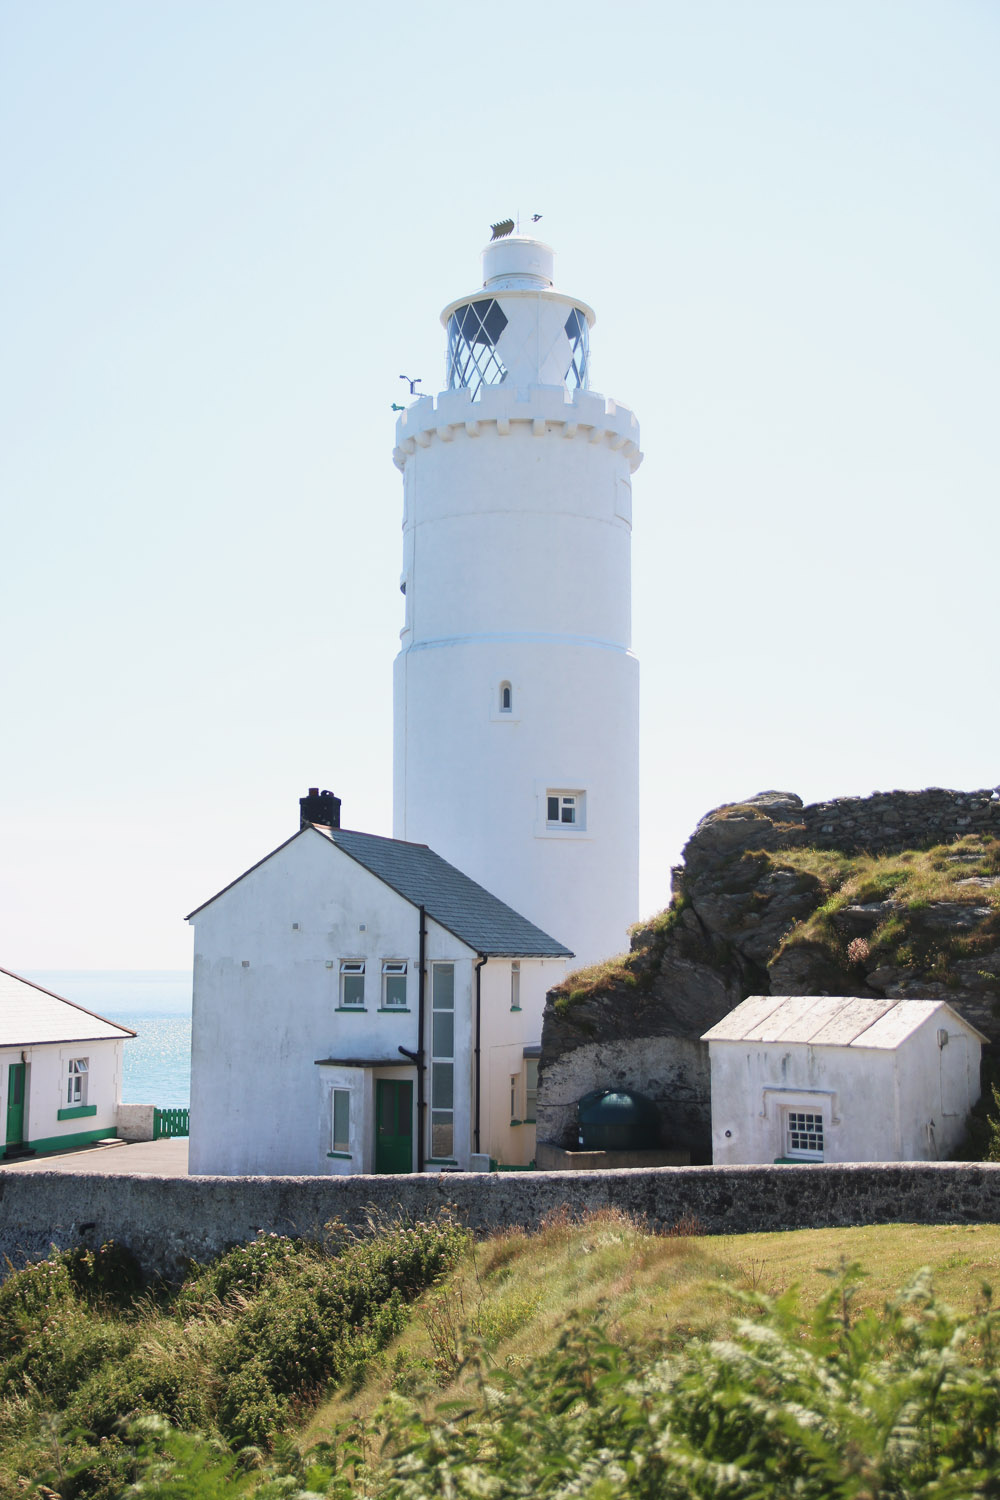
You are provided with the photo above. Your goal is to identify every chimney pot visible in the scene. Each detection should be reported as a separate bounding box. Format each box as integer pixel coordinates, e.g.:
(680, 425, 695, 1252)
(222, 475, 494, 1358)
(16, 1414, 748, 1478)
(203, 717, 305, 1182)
(300, 787, 342, 831)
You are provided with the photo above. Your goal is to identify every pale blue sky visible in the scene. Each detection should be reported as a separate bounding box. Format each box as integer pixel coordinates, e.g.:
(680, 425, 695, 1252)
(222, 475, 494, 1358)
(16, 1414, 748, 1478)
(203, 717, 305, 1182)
(2, 1, 997, 967)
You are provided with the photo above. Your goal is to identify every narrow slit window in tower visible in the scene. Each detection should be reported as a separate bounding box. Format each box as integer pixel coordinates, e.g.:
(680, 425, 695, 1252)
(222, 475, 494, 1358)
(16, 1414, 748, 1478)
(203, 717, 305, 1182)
(500, 681, 512, 713)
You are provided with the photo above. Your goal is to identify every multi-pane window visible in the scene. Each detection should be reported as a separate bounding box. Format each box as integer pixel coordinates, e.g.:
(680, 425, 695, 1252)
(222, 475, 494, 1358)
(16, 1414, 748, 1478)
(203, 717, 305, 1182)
(786, 1111, 824, 1160)
(564, 308, 590, 390)
(67, 1058, 88, 1106)
(382, 961, 407, 1008)
(547, 792, 583, 827)
(340, 961, 365, 1008)
(331, 1089, 350, 1153)
(446, 299, 508, 400)
(524, 1058, 538, 1122)
(510, 961, 521, 1011)
(431, 963, 455, 1158)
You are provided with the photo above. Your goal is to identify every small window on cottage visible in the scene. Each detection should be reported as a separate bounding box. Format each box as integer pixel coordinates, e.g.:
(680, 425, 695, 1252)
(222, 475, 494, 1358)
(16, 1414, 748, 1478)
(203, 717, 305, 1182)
(510, 960, 521, 1011)
(546, 792, 584, 828)
(500, 681, 512, 713)
(67, 1058, 89, 1107)
(332, 1089, 350, 1153)
(510, 1075, 520, 1122)
(524, 1058, 539, 1122)
(340, 961, 365, 1008)
(382, 960, 407, 1008)
(786, 1110, 824, 1160)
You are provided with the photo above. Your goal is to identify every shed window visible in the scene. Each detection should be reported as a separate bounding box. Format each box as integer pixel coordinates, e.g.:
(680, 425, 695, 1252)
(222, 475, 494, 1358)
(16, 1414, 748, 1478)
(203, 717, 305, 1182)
(786, 1110, 824, 1160)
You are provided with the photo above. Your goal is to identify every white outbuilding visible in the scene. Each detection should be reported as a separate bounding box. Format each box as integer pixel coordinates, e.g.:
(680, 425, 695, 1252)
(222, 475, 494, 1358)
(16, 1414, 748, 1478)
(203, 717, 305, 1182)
(704, 994, 984, 1165)
(186, 790, 572, 1177)
(1, 968, 134, 1160)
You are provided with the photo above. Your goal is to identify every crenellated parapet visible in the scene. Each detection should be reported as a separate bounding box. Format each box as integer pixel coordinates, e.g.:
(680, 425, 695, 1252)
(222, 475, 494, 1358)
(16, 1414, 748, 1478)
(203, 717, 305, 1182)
(392, 385, 643, 473)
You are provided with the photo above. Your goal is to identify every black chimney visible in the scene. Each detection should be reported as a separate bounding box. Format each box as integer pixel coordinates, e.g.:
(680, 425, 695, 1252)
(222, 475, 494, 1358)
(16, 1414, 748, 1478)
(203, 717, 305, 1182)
(299, 787, 341, 830)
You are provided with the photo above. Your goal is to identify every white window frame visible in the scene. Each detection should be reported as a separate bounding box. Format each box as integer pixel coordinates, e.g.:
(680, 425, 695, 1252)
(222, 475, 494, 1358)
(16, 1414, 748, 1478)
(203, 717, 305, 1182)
(339, 961, 365, 1008)
(331, 1088, 351, 1154)
(67, 1058, 88, 1107)
(524, 1058, 538, 1123)
(546, 791, 585, 829)
(785, 1109, 825, 1161)
(430, 963, 455, 1161)
(510, 960, 521, 1011)
(382, 960, 407, 1009)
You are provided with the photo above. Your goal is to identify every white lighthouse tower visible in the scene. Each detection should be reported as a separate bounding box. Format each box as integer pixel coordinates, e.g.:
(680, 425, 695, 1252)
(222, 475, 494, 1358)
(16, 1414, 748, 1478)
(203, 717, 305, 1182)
(392, 231, 642, 969)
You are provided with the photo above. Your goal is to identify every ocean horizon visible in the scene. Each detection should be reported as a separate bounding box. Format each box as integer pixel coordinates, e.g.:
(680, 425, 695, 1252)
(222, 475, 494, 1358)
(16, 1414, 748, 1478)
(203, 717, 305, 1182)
(24, 970, 192, 1109)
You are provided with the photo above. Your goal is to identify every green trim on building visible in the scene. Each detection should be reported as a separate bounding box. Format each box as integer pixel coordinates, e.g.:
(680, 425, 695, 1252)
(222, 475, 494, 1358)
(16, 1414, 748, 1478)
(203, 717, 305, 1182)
(57, 1104, 98, 1121)
(26, 1126, 117, 1155)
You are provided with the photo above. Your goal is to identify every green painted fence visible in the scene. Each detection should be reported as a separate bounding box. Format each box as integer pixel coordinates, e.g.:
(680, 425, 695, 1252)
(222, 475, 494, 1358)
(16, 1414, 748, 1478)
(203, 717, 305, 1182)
(153, 1108, 190, 1139)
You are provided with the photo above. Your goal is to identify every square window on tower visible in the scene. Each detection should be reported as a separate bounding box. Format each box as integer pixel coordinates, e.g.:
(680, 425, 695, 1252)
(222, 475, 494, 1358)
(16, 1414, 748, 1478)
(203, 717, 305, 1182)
(546, 792, 585, 829)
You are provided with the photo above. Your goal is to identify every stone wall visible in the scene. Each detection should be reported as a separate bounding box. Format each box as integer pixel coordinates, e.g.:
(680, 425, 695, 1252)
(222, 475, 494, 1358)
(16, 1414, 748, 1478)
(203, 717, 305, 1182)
(802, 787, 1000, 855)
(4, 1164, 1000, 1281)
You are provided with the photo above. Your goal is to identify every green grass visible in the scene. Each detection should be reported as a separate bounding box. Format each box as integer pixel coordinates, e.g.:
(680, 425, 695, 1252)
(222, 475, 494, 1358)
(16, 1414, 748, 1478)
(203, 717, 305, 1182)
(772, 834, 1000, 977)
(301, 1213, 1000, 1443)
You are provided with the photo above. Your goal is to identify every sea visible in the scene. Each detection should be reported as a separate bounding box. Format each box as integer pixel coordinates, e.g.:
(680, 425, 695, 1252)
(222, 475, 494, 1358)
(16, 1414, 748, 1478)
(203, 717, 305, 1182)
(25, 971, 192, 1109)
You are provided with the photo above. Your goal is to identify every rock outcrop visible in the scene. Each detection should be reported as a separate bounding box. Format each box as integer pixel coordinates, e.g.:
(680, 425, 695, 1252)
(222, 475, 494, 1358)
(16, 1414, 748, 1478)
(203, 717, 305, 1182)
(537, 787, 1000, 1162)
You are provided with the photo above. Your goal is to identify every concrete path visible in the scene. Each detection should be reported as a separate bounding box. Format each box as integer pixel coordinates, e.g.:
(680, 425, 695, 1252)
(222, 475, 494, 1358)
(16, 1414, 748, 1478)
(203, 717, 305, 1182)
(0, 1137, 189, 1175)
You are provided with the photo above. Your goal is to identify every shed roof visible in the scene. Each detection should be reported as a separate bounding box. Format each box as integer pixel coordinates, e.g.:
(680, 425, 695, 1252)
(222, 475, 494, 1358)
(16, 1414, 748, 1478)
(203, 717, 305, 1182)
(702, 995, 987, 1049)
(0, 968, 136, 1048)
(187, 825, 573, 960)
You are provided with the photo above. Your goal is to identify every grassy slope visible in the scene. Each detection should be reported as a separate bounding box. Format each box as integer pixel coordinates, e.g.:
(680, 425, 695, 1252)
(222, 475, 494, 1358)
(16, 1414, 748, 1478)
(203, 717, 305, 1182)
(302, 1215, 1000, 1445)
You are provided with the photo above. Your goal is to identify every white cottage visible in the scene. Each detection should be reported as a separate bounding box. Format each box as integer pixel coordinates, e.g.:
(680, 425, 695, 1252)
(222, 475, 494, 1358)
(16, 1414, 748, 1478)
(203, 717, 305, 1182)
(704, 995, 984, 1165)
(186, 791, 572, 1176)
(1, 968, 134, 1160)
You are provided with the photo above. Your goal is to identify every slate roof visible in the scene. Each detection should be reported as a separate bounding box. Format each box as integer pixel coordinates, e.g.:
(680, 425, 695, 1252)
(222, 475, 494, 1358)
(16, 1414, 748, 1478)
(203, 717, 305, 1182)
(315, 826, 572, 957)
(0, 968, 136, 1048)
(702, 994, 987, 1049)
(187, 825, 573, 959)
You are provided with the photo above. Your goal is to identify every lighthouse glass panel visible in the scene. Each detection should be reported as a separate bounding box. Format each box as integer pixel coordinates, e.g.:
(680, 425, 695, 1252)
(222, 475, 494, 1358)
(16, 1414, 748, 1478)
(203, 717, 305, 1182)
(564, 308, 590, 390)
(447, 299, 508, 401)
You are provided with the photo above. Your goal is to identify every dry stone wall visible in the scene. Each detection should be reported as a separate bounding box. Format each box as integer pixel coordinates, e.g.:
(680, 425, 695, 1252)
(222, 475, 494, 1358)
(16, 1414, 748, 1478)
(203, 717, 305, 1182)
(4, 1164, 1000, 1281)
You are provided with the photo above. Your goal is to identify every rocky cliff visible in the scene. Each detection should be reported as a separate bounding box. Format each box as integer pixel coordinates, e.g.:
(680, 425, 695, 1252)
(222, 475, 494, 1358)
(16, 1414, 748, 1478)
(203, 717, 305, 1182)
(537, 787, 1000, 1160)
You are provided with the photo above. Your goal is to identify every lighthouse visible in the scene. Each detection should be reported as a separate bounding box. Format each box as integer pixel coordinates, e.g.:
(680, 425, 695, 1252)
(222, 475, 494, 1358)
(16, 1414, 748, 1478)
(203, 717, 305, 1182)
(391, 231, 642, 969)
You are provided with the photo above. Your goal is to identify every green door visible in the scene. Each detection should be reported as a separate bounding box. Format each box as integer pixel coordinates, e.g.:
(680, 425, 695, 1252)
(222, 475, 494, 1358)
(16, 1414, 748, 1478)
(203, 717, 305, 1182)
(375, 1079, 413, 1174)
(5, 1064, 26, 1150)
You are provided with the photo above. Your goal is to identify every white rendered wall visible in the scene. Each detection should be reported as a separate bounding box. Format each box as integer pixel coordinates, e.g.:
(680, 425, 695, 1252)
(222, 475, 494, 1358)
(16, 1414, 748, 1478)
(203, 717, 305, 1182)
(393, 374, 642, 969)
(893, 1013, 981, 1160)
(478, 956, 564, 1167)
(709, 1027, 982, 1165)
(1, 1038, 122, 1150)
(188, 829, 477, 1176)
